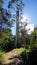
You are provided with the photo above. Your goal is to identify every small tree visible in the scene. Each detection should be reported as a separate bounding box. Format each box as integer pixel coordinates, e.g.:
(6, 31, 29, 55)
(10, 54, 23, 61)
(30, 26, 37, 45)
(19, 21, 30, 47)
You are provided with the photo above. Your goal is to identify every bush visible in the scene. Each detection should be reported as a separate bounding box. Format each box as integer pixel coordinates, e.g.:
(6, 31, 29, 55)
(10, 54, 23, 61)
(28, 44, 37, 65)
(21, 44, 37, 65)
(0, 50, 5, 65)
(21, 49, 30, 65)
(30, 43, 37, 50)
(3, 38, 15, 52)
(3, 42, 15, 52)
(28, 50, 37, 65)
(21, 50, 26, 60)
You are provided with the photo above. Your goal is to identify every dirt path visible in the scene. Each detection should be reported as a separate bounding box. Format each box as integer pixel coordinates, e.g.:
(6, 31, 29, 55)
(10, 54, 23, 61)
(3, 49, 24, 65)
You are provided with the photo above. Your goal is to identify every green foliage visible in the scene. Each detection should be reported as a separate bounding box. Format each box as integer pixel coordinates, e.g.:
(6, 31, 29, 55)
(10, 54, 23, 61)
(3, 38, 15, 52)
(21, 43, 37, 65)
(21, 47, 30, 60)
(0, 4, 13, 29)
(30, 43, 37, 50)
(0, 28, 13, 51)
(28, 44, 37, 65)
(0, 0, 14, 51)
(0, 50, 5, 64)
(21, 50, 26, 60)
(30, 27, 37, 44)
(13, 47, 24, 55)
(18, 22, 30, 47)
(0, 0, 15, 51)
(19, 31, 30, 47)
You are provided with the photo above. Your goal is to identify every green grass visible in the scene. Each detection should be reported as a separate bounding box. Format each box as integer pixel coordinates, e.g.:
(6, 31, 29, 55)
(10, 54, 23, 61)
(13, 47, 24, 55)
(13, 47, 30, 55)
(0, 50, 5, 64)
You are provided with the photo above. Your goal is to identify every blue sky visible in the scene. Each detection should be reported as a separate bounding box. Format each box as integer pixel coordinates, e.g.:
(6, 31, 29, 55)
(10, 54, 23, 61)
(3, 0, 37, 34)
(23, 0, 37, 25)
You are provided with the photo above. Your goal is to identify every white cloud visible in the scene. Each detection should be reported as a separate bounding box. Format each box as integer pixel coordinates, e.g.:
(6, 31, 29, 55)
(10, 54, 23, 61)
(19, 14, 30, 27)
(21, 14, 30, 23)
(19, 14, 34, 34)
(26, 24, 34, 34)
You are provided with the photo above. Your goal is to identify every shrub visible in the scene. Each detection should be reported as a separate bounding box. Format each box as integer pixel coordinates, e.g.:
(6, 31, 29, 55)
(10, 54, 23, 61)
(28, 43, 37, 65)
(3, 38, 15, 52)
(21, 50, 26, 60)
(30, 43, 37, 50)
(0, 50, 5, 65)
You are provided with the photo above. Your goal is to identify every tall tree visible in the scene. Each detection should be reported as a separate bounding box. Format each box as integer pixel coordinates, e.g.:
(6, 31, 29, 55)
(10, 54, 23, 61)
(8, 0, 24, 47)
(0, 0, 14, 41)
(0, 0, 14, 49)
(0, 0, 14, 32)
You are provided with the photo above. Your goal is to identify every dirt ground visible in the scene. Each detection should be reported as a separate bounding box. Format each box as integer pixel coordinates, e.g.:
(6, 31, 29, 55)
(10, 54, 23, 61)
(3, 49, 24, 65)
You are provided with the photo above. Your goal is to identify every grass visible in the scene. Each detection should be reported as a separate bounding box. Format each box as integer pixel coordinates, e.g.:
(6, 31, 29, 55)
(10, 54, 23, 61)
(13, 47, 24, 55)
(0, 50, 5, 64)
(13, 47, 30, 55)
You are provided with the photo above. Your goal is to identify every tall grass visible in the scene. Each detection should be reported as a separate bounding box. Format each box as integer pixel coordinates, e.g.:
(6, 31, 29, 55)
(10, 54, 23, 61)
(0, 50, 5, 65)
